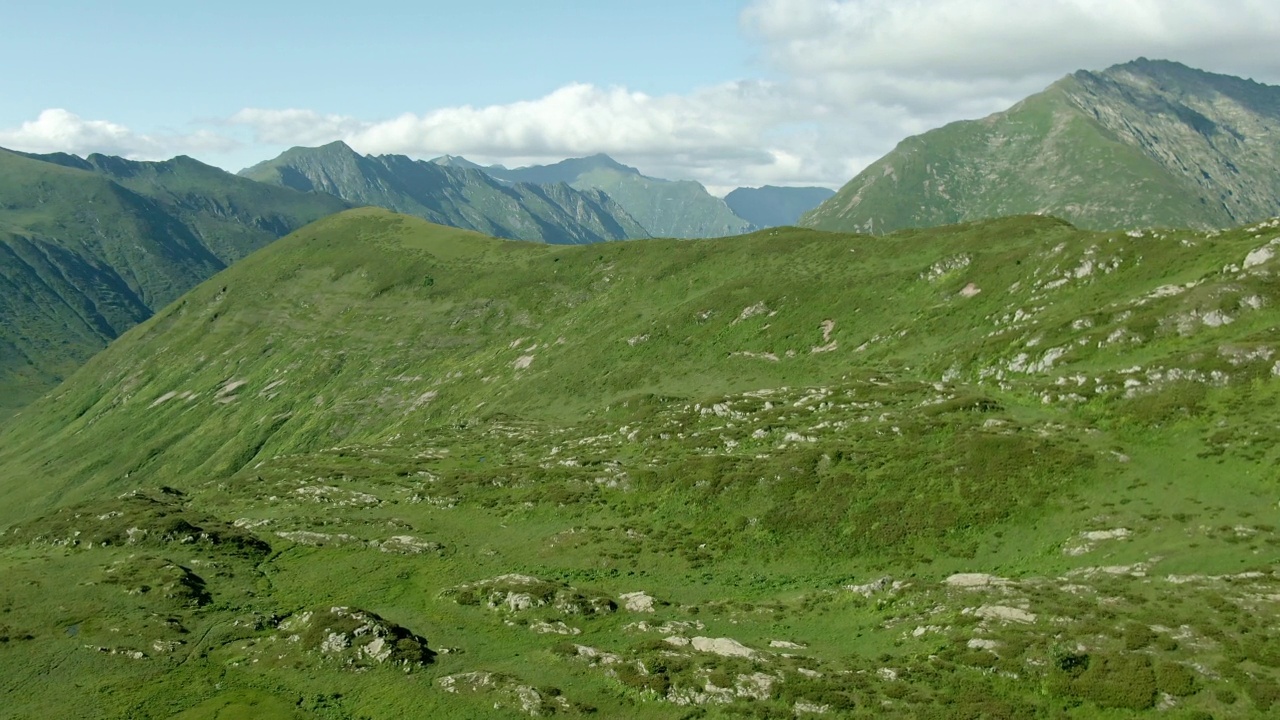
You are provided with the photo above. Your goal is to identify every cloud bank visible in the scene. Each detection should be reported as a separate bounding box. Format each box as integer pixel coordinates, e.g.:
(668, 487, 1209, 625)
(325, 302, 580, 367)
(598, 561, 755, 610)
(5, 1, 1280, 190)
(0, 109, 237, 160)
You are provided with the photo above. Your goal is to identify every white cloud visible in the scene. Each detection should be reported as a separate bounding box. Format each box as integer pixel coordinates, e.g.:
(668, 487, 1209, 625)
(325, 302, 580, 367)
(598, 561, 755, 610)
(0, 109, 238, 160)
(743, 0, 1280, 114)
(745, 0, 1280, 77)
(229, 81, 846, 190)
(8, 2, 1280, 190)
(228, 108, 366, 147)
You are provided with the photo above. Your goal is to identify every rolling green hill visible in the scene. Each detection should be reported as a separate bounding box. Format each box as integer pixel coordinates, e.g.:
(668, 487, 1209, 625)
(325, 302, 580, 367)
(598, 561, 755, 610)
(0, 148, 349, 417)
(242, 142, 649, 243)
(1, 208, 1279, 717)
(452, 153, 754, 238)
(724, 185, 835, 228)
(804, 59, 1280, 234)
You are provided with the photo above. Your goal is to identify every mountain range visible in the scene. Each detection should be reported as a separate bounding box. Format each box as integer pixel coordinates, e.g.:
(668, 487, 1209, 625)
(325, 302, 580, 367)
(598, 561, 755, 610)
(240, 142, 650, 243)
(803, 59, 1280, 234)
(444, 153, 753, 238)
(0, 141, 834, 419)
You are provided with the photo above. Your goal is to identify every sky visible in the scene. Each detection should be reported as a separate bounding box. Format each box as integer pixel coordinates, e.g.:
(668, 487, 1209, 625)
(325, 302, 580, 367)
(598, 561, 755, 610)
(3, 0, 1280, 195)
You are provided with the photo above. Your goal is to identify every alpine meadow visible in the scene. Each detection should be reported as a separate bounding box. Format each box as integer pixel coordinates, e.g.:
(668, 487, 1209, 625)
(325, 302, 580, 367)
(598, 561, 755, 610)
(2, 3, 1280, 718)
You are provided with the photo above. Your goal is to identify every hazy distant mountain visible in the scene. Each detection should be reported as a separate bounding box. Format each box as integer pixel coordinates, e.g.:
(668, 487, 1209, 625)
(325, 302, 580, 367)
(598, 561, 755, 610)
(0, 147, 348, 417)
(450, 153, 753, 239)
(242, 142, 648, 243)
(724, 186, 835, 228)
(803, 59, 1280, 233)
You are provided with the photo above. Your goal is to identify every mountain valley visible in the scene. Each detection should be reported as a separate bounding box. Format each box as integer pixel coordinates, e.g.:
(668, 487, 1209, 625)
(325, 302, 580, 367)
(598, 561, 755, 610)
(2, 53, 1280, 720)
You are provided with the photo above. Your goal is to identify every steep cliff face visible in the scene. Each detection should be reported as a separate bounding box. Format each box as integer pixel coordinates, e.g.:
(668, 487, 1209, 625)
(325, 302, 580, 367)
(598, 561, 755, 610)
(803, 59, 1280, 234)
(1062, 59, 1280, 224)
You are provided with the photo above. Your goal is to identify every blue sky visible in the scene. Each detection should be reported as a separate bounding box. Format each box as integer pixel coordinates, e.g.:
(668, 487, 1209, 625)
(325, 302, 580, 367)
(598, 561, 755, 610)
(4, 1, 1280, 192)
(1, 1, 754, 126)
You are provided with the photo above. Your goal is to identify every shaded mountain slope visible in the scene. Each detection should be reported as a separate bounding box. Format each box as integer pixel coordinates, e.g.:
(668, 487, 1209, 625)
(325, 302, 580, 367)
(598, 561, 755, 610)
(0, 148, 348, 415)
(241, 142, 648, 243)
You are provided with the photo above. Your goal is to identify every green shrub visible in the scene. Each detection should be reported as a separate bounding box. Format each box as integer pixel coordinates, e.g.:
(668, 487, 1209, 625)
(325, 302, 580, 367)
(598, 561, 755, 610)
(1155, 661, 1197, 697)
(1072, 654, 1157, 710)
(1248, 680, 1280, 712)
(1123, 622, 1157, 650)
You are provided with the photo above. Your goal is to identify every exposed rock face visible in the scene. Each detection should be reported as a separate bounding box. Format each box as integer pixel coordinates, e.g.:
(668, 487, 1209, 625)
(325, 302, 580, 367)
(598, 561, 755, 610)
(666, 636, 756, 658)
(438, 671, 579, 716)
(278, 606, 434, 669)
(803, 59, 1280, 234)
(945, 573, 1011, 589)
(452, 574, 617, 615)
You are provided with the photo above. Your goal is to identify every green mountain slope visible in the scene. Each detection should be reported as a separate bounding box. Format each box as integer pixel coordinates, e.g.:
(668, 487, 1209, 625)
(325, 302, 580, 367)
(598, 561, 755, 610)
(804, 59, 1280, 234)
(2, 208, 1279, 716)
(460, 153, 754, 238)
(724, 185, 835, 228)
(242, 142, 648, 243)
(0, 148, 348, 416)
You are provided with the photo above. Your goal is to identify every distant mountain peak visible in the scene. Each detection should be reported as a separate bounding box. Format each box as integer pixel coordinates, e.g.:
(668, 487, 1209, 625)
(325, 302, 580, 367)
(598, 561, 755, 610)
(803, 58, 1280, 234)
(316, 139, 357, 153)
(429, 154, 486, 170)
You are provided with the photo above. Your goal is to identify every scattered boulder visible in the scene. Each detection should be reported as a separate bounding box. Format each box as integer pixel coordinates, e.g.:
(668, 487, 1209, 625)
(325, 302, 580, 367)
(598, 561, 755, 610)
(845, 576, 898, 597)
(975, 605, 1037, 624)
(530, 621, 580, 636)
(945, 573, 1010, 589)
(620, 591, 657, 613)
(769, 639, 806, 650)
(688, 636, 756, 658)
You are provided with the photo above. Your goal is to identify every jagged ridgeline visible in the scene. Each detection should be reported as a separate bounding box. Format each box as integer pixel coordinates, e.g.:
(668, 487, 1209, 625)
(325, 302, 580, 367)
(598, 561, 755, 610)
(804, 59, 1280, 234)
(0, 147, 349, 416)
(240, 142, 650, 243)
(471, 153, 753, 239)
(3, 208, 1280, 717)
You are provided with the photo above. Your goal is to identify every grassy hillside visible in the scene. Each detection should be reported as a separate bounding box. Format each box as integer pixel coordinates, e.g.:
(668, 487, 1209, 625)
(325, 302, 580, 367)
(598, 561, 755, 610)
(242, 142, 649, 243)
(0, 148, 348, 417)
(804, 59, 1280, 234)
(1, 208, 1279, 717)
